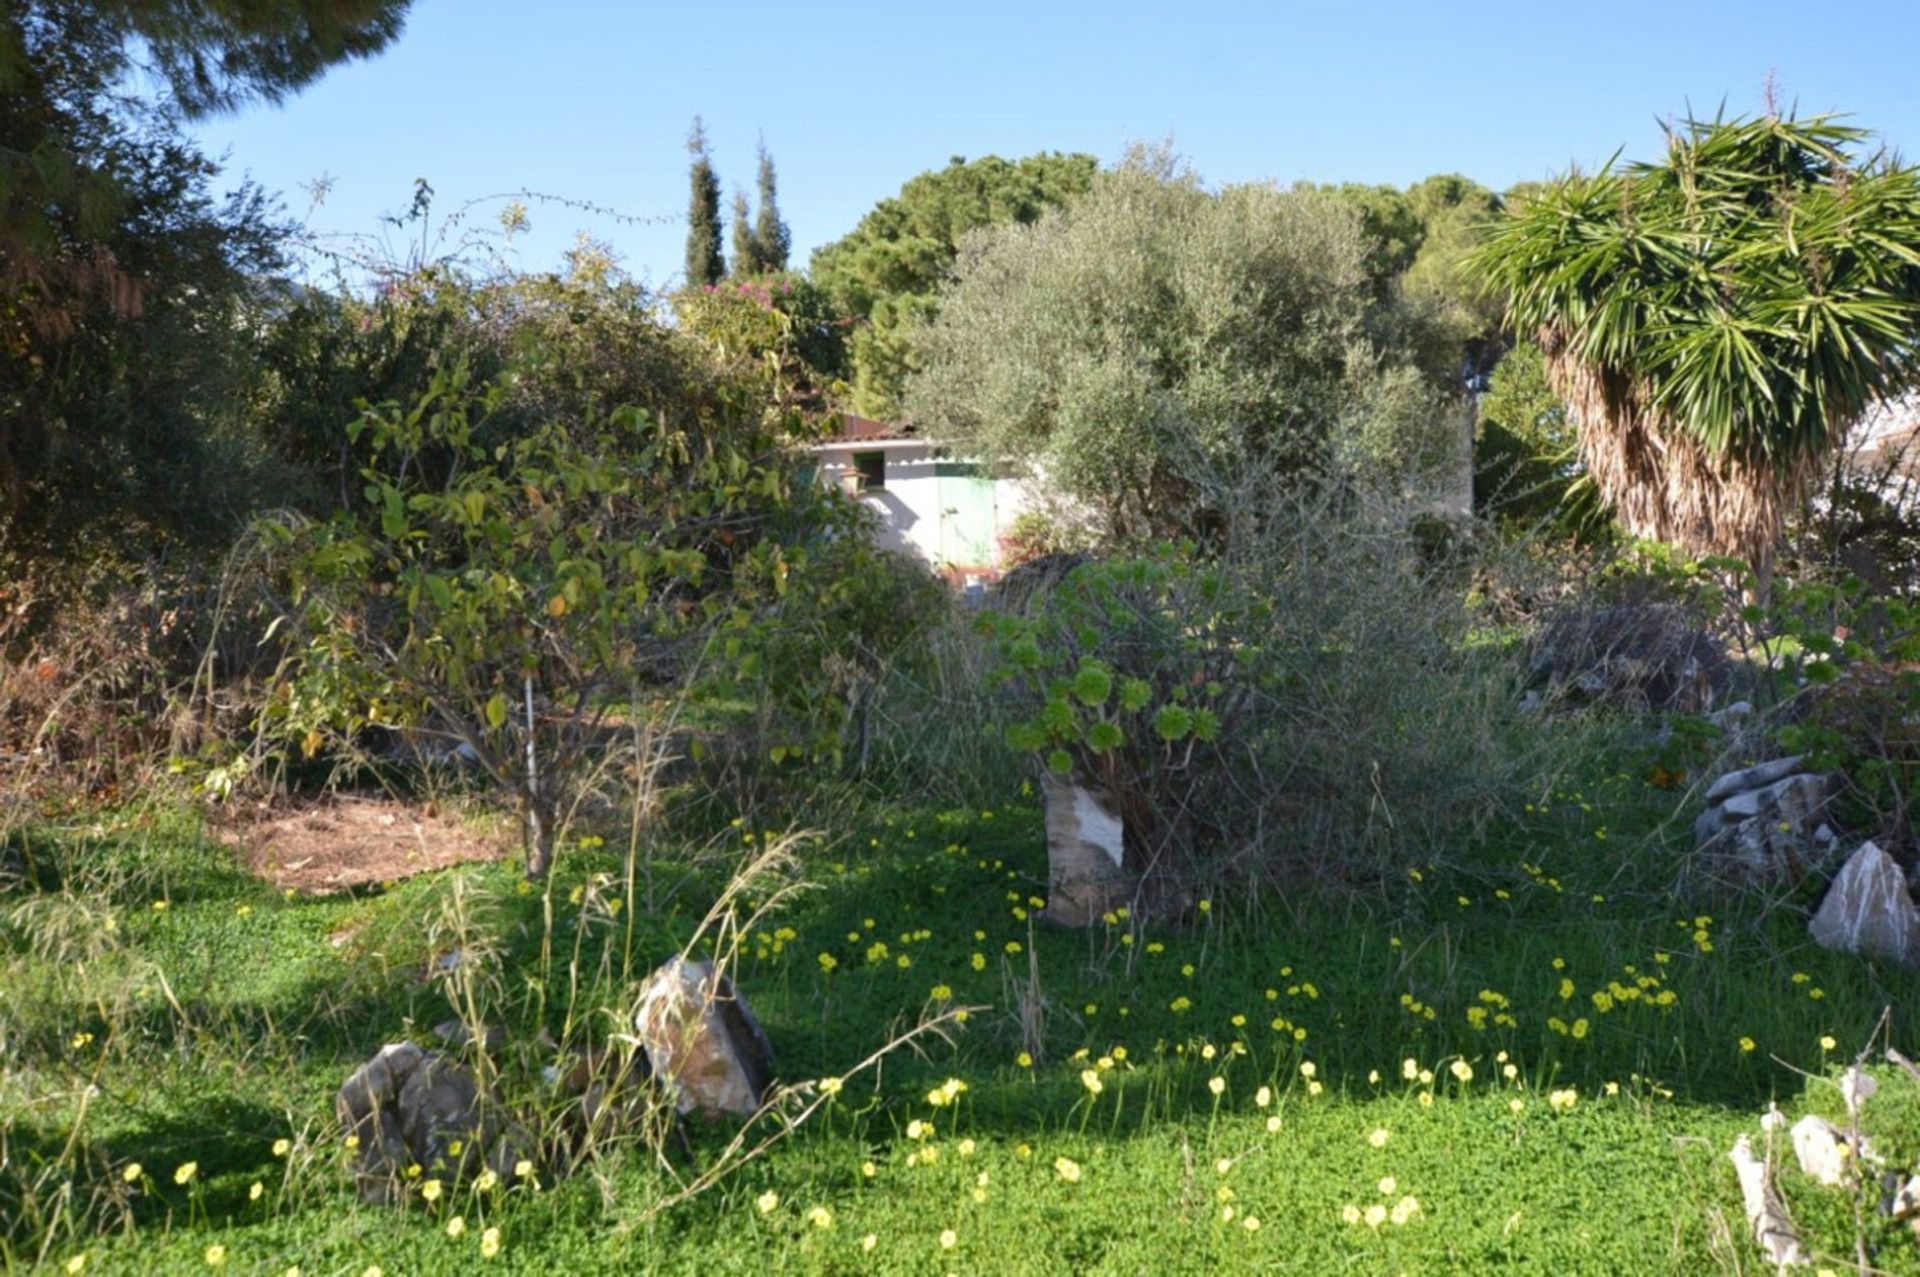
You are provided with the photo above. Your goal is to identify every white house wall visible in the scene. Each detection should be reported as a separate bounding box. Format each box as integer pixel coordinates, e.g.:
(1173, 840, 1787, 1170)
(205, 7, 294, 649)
(813, 443, 1039, 576)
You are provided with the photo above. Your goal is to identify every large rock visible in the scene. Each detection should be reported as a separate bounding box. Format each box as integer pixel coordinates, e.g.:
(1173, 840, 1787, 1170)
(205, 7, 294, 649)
(336, 1043, 528, 1203)
(1694, 756, 1832, 878)
(1041, 775, 1135, 928)
(633, 957, 774, 1116)
(1809, 841, 1920, 966)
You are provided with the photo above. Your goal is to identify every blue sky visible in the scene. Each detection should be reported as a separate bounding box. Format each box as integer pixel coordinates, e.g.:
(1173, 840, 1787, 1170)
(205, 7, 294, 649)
(191, 0, 1920, 289)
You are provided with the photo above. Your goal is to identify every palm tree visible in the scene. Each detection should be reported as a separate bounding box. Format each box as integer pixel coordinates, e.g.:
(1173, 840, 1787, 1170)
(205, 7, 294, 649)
(1471, 112, 1920, 584)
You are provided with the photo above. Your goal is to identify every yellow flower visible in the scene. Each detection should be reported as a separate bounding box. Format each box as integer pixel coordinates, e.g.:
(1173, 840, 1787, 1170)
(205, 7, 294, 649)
(756, 1190, 780, 1213)
(861, 1160, 877, 1178)
(861, 1234, 878, 1252)
(1308, 1081, 1324, 1097)
(420, 1178, 442, 1202)
(447, 1216, 466, 1238)
(958, 1138, 976, 1156)
(906, 1119, 930, 1140)
(361, 1268, 382, 1277)
(174, 1161, 198, 1185)
(1548, 1087, 1578, 1111)
(1449, 1060, 1473, 1083)
(204, 1245, 226, 1267)
(1820, 1034, 1837, 1052)
(514, 1158, 534, 1179)
(807, 1205, 834, 1229)
(1390, 1195, 1421, 1225)
(1402, 1058, 1419, 1080)
(1265, 1115, 1283, 1133)
(1368, 1127, 1389, 1148)
(1016, 1051, 1033, 1068)
(249, 1181, 264, 1201)
(1364, 1204, 1387, 1228)
(65, 1256, 86, 1274)
(1342, 1204, 1362, 1224)
(1054, 1156, 1082, 1183)
(1739, 1037, 1756, 1054)
(122, 1162, 142, 1183)
(820, 1077, 844, 1097)
(1207, 1076, 1226, 1096)
(475, 1169, 498, 1192)
(1255, 1085, 1272, 1108)
(272, 1138, 291, 1157)
(480, 1226, 502, 1258)
(1299, 1061, 1317, 1080)
(1377, 1175, 1397, 1195)
(939, 1228, 958, 1249)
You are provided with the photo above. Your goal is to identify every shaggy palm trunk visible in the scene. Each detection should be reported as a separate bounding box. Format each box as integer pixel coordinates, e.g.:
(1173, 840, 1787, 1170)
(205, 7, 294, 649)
(1542, 331, 1816, 593)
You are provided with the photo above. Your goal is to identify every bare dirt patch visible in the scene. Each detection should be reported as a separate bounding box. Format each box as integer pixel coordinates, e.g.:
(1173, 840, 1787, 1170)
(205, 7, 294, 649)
(220, 795, 511, 894)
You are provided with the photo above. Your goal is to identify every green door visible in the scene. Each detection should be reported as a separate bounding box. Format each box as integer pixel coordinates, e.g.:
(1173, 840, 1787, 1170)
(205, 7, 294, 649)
(935, 462, 995, 567)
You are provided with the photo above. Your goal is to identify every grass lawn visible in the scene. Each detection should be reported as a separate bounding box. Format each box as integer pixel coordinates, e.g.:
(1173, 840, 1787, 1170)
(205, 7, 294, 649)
(4, 766, 1918, 1274)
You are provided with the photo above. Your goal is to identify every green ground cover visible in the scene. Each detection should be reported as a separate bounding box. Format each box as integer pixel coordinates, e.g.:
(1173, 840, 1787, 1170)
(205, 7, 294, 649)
(4, 767, 1916, 1274)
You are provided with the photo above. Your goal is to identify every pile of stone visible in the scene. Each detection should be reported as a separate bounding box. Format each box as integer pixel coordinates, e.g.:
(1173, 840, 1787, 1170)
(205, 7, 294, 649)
(1530, 603, 1731, 713)
(1693, 755, 1836, 877)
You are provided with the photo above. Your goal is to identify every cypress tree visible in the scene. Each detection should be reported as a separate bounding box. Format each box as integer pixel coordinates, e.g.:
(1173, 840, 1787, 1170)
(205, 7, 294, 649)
(684, 117, 725, 287)
(753, 140, 791, 272)
(730, 189, 757, 278)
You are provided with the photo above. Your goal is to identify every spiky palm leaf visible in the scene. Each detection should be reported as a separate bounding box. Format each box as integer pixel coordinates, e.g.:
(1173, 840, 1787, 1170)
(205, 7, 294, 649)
(1472, 113, 1920, 575)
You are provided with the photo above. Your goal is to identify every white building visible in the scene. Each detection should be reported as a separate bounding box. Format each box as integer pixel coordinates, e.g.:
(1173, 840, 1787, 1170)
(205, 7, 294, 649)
(808, 417, 1039, 584)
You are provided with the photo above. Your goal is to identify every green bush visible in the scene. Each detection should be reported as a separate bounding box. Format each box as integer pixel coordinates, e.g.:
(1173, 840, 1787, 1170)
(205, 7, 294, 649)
(977, 500, 1591, 891)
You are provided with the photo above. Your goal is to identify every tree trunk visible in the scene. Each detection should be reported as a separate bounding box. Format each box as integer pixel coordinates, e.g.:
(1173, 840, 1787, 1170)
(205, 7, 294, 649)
(525, 795, 556, 880)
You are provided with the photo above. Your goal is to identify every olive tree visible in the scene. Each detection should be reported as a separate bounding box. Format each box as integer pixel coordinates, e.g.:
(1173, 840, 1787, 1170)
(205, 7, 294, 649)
(904, 149, 1462, 544)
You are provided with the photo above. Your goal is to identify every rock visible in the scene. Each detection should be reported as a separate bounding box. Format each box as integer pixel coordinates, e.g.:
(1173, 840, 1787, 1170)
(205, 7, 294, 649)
(1893, 1173, 1920, 1220)
(1810, 843, 1920, 966)
(336, 1042, 527, 1204)
(1706, 755, 1807, 804)
(1706, 700, 1755, 729)
(1840, 1066, 1881, 1118)
(1695, 758, 1831, 879)
(1041, 775, 1135, 928)
(1729, 1134, 1807, 1267)
(1791, 1115, 1850, 1187)
(633, 957, 774, 1116)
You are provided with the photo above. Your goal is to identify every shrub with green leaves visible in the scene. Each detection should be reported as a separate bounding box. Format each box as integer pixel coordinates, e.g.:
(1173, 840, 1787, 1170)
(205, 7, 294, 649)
(255, 360, 814, 878)
(980, 510, 1561, 890)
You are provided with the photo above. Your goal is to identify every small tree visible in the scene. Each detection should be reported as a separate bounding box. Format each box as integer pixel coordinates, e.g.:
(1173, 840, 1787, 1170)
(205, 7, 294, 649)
(261, 362, 805, 879)
(684, 118, 725, 288)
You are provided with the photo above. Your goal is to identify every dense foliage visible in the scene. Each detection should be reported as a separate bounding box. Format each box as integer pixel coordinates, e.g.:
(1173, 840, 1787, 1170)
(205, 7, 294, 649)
(810, 151, 1098, 418)
(905, 150, 1467, 544)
